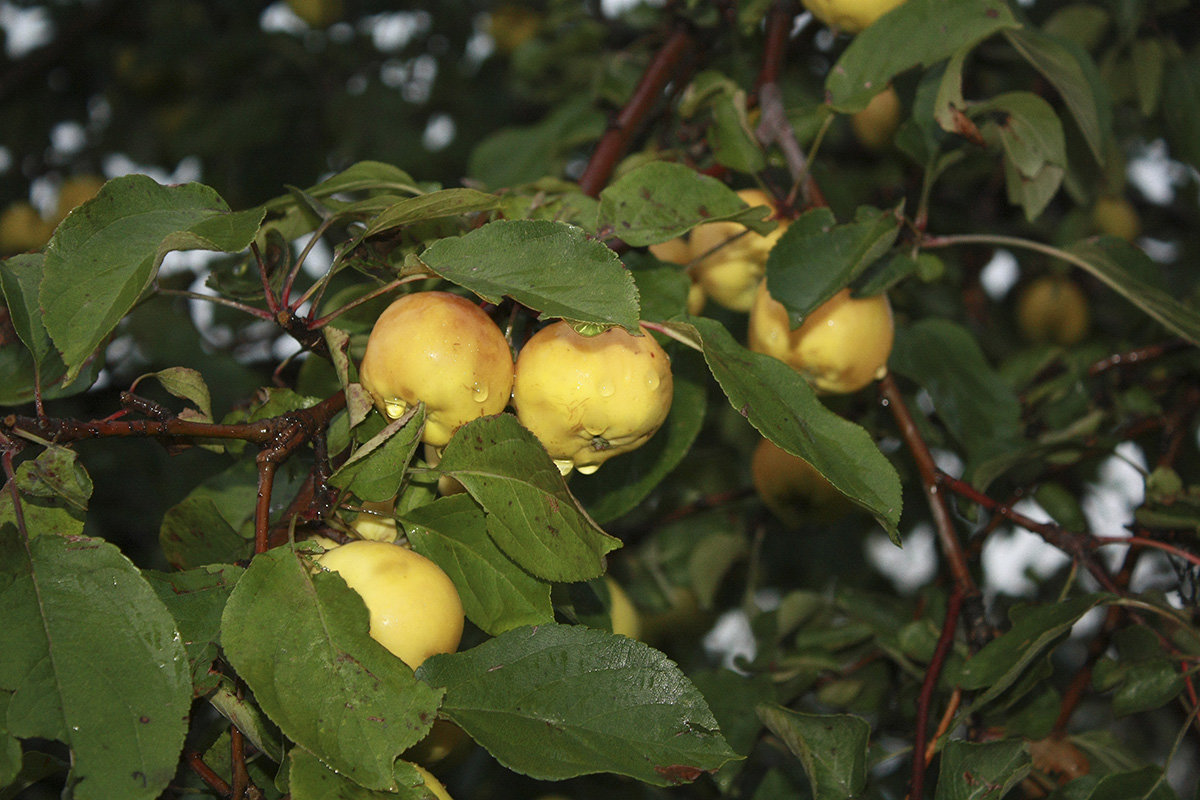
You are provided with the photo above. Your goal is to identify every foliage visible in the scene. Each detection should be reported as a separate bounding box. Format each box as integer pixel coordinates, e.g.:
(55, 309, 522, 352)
(2, 0, 1200, 798)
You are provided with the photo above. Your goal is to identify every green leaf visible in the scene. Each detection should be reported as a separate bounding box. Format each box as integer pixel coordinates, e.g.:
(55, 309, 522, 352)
(468, 98, 607, 190)
(1110, 660, 1185, 718)
(934, 739, 1031, 800)
(417, 219, 640, 332)
(890, 320, 1023, 469)
(676, 317, 902, 540)
(0, 693, 22, 786)
(143, 564, 243, 697)
(417, 624, 739, 785)
(159, 495, 253, 570)
(1068, 766, 1180, 800)
(221, 544, 442, 792)
(765, 206, 901, 322)
(959, 595, 1108, 710)
(363, 189, 500, 237)
(329, 406, 425, 503)
(437, 414, 621, 581)
(1162, 52, 1200, 171)
(288, 749, 440, 800)
(826, 0, 1020, 112)
(0, 527, 191, 800)
(132, 366, 214, 421)
(972, 92, 1067, 177)
(756, 705, 869, 800)
(597, 162, 775, 247)
(0, 254, 68, 380)
(302, 160, 425, 199)
(208, 683, 284, 764)
(1002, 27, 1111, 164)
(41, 175, 265, 381)
(571, 348, 707, 524)
(402, 494, 554, 636)
(13, 444, 92, 513)
(1065, 237, 1200, 345)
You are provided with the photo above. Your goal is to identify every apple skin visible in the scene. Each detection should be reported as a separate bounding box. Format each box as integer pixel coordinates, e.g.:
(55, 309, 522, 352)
(851, 86, 901, 151)
(359, 291, 514, 448)
(1016, 275, 1089, 346)
(801, 0, 909, 33)
(316, 540, 464, 670)
(512, 322, 673, 476)
(749, 284, 894, 394)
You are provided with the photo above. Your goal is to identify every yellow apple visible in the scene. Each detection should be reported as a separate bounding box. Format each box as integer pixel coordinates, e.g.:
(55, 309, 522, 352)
(316, 540, 464, 669)
(512, 322, 673, 475)
(359, 291, 514, 448)
(1016, 275, 1089, 346)
(801, 0, 909, 33)
(689, 188, 786, 312)
(850, 86, 902, 151)
(748, 283, 894, 394)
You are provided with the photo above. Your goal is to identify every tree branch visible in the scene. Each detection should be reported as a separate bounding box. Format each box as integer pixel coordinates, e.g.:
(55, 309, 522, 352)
(578, 23, 697, 197)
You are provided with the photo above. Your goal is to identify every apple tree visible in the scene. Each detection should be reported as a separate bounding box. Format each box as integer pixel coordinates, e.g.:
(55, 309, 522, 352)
(2, 0, 1200, 798)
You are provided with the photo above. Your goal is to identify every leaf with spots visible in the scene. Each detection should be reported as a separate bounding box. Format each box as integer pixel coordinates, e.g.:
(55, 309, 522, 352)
(417, 219, 640, 333)
(934, 739, 1031, 800)
(416, 624, 739, 785)
(220, 544, 442, 791)
(0, 526, 191, 800)
(437, 414, 621, 582)
(596, 161, 776, 246)
(757, 705, 870, 800)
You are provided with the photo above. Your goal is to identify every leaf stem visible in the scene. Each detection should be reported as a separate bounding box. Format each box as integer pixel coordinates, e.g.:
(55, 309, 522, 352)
(155, 288, 276, 321)
(184, 750, 231, 796)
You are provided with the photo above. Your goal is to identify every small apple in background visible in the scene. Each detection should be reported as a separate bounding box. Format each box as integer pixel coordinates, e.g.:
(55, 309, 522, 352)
(1016, 275, 1089, 346)
(1091, 195, 1140, 242)
(752, 438, 852, 525)
(851, 86, 902, 152)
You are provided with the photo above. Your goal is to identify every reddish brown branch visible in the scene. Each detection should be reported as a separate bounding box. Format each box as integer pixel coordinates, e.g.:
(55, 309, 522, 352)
(185, 750, 231, 797)
(1087, 338, 1190, 377)
(230, 723, 252, 799)
(578, 24, 697, 197)
(879, 374, 977, 597)
(909, 588, 965, 800)
(254, 459, 279, 555)
(934, 470, 1124, 595)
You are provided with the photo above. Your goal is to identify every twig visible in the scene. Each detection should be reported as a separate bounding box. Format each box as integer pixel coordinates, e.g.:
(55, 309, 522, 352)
(230, 722, 252, 798)
(909, 588, 965, 800)
(185, 750, 231, 797)
(878, 374, 977, 597)
(578, 24, 697, 197)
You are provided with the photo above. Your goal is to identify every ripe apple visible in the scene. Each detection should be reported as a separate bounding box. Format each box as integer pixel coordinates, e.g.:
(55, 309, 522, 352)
(851, 86, 901, 151)
(689, 188, 786, 312)
(752, 438, 852, 525)
(359, 291, 515, 448)
(512, 322, 673, 475)
(316, 540, 464, 669)
(801, 0, 909, 33)
(748, 283, 894, 394)
(1016, 275, 1089, 346)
